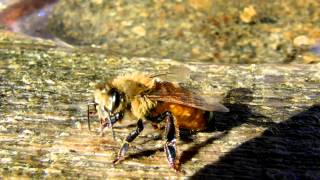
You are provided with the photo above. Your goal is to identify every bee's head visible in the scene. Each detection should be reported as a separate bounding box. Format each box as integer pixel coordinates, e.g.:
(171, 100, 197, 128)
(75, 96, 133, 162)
(94, 83, 125, 115)
(89, 83, 126, 139)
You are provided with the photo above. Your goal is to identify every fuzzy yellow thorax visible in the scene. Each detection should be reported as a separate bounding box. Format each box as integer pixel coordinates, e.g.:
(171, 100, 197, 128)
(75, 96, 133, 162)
(111, 72, 157, 119)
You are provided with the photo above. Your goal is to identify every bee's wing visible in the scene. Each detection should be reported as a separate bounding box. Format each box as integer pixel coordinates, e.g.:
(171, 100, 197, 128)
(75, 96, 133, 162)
(146, 82, 229, 112)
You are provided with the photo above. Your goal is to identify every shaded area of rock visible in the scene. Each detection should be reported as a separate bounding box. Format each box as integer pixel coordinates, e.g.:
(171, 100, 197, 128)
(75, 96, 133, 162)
(192, 105, 320, 179)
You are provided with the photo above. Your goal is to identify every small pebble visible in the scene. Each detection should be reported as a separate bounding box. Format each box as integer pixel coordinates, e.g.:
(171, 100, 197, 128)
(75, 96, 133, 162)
(240, 5, 257, 23)
(59, 132, 70, 137)
(293, 35, 313, 47)
(0, 125, 8, 132)
(131, 26, 146, 37)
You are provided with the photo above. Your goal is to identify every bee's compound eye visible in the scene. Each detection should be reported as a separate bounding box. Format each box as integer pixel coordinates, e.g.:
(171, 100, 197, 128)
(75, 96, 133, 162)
(108, 88, 122, 112)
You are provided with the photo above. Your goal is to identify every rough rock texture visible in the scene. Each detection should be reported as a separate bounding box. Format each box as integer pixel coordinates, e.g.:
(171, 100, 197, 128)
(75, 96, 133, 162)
(0, 36, 319, 178)
(48, 0, 320, 63)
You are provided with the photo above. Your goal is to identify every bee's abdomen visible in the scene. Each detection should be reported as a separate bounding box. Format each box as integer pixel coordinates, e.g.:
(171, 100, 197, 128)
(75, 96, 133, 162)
(150, 102, 207, 130)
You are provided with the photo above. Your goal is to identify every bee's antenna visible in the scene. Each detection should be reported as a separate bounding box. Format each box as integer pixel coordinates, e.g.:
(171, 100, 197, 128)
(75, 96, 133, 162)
(87, 104, 91, 131)
(110, 119, 116, 141)
(105, 111, 116, 141)
(149, 72, 173, 78)
(87, 102, 97, 131)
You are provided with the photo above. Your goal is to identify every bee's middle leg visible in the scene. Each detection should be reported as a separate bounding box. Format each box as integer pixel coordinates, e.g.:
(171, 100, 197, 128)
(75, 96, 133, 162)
(113, 119, 144, 164)
(163, 111, 179, 171)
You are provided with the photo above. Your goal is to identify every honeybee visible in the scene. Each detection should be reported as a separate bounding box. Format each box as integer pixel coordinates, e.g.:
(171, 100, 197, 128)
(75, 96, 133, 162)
(89, 72, 229, 171)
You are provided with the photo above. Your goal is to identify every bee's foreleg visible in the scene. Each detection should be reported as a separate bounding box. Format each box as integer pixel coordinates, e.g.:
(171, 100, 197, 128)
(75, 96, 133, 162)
(113, 119, 144, 164)
(101, 111, 124, 129)
(101, 112, 124, 137)
(163, 111, 180, 171)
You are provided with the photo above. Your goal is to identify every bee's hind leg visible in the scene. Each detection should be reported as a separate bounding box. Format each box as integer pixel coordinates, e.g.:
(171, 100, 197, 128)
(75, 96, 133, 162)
(163, 111, 180, 171)
(113, 119, 144, 164)
(148, 111, 180, 170)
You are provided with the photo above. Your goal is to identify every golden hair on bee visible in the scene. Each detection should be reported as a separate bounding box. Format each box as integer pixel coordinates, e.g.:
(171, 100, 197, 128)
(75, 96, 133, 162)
(109, 72, 158, 119)
(111, 72, 156, 97)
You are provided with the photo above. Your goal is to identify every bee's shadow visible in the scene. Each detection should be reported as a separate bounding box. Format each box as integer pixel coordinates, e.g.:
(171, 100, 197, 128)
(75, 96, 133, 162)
(123, 135, 163, 161)
(179, 88, 275, 165)
(207, 88, 274, 132)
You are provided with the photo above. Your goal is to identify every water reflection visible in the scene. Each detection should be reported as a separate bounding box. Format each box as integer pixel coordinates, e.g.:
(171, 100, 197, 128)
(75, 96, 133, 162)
(310, 43, 320, 56)
(0, 0, 58, 38)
